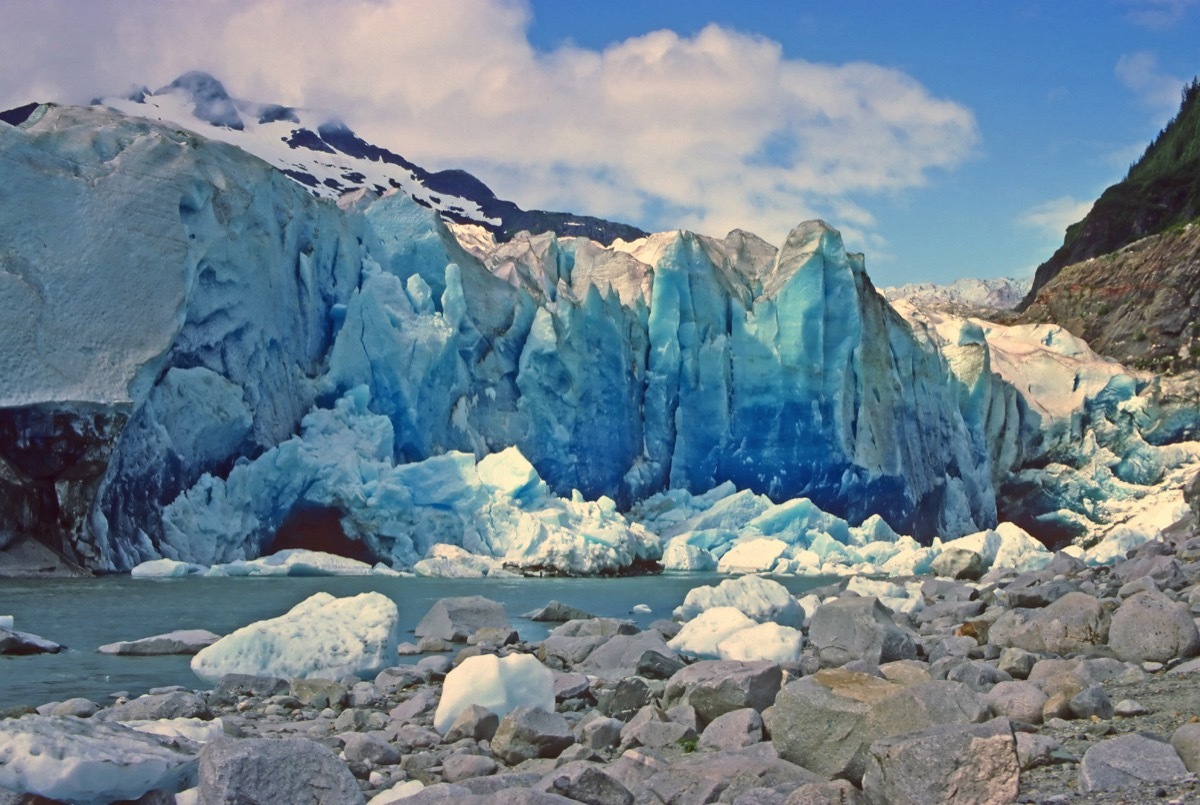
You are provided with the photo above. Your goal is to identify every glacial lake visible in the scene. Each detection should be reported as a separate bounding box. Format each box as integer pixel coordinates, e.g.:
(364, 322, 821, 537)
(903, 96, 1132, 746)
(1, 573, 836, 712)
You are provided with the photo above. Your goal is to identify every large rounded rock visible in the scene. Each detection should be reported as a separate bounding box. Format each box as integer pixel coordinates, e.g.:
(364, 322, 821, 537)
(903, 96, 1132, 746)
(808, 596, 916, 668)
(862, 717, 1019, 804)
(199, 736, 363, 804)
(1108, 590, 1200, 663)
(988, 592, 1110, 656)
(491, 706, 575, 765)
(1077, 733, 1189, 793)
(415, 596, 510, 643)
(763, 669, 986, 785)
(661, 660, 782, 728)
(98, 691, 211, 722)
(931, 547, 986, 580)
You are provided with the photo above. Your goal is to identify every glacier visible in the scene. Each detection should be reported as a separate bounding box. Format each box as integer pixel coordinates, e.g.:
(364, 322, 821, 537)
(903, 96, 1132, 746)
(2, 100, 1195, 575)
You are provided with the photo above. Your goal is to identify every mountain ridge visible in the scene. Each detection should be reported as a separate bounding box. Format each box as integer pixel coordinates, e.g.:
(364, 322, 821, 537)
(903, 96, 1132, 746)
(88, 71, 648, 246)
(1020, 78, 1200, 309)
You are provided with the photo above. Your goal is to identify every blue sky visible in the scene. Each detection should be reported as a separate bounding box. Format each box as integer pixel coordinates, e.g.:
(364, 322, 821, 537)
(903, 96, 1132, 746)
(520, 0, 1200, 284)
(2, 0, 1197, 286)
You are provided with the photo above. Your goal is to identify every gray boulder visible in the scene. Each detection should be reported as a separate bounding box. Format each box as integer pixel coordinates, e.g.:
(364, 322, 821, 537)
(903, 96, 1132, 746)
(97, 629, 219, 656)
(808, 596, 916, 668)
(442, 753, 499, 783)
(861, 717, 1019, 805)
(946, 660, 1012, 692)
(524, 601, 596, 622)
(198, 736, 364, 804)
(291, 677, 348, 709)
(1068, 685, 1114, 721)
(661, 659, 782, 728)
(415, 596, 510, 643)
(536, 761, 634, 805)
(988, 592, 1110, 656)
(699, 707, 763, 751)
(209, 674, 288, 706)
(491, 706, 575, 765)
(578, 716, 624, 751)
(342, 732, 400, 765)
(645, 744, 821, 804)
(0, 626, 62, 655)
(1170, 722, 1200, 773)
(931, 547, 986, 580)
(578, 631, 675, 681)
(550, 618, 637, 638)
(982, 680, 1048, 724)
(1077, 733, 1189, 793)
(99, 691, 211, 722)
(619, 706, 696, 750)
(763, 669, 986, 784)
(1108, 590, 1200, 663)
(444, 703, 500, 743)
(1114, 554, 1188, 590)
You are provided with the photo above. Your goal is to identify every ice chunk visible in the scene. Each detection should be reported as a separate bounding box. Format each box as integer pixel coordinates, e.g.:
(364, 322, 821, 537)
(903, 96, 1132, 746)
(717, 538, 788, 574)
(667, 606, 757, 658)
(0, 715, 198, 804)
(673, 575, 805, 627)
(660, 538, 718, 572)
(215, 549, 375, 577)
(130, 559, 208, 578)
(433, 654, 554, 733)
(717, 622, 805, 663)
(191, 592, 399, 684)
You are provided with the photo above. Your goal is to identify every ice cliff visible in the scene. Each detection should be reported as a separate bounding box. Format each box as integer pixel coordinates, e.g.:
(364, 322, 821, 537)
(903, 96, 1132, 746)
(6, 101, 1169, 574)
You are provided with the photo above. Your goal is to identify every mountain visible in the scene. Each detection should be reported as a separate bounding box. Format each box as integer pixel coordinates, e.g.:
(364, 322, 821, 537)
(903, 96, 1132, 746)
(1020, 78, 1200, 309)
(1016, 222, 1200, 375)
(94, 71, 647, 246)
(882, 277, 1030, 314)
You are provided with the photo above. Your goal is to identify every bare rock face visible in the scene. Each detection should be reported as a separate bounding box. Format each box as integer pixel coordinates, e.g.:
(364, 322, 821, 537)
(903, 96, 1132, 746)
(861, 717, 1020, 805)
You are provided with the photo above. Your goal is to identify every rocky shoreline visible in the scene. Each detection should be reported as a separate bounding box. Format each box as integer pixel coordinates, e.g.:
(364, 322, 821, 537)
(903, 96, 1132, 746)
(5, 536, 1200, 803)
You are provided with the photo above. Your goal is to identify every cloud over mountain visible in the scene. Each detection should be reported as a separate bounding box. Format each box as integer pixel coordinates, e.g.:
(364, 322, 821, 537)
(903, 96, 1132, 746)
(0, 0, 977, 246)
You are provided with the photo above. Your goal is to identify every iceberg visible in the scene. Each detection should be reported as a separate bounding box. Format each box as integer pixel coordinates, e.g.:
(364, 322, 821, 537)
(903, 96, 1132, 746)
(190, 592, 399, 684)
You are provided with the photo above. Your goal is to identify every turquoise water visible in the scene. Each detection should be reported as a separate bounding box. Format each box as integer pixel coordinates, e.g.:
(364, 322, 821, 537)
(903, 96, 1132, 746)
(0, 574, 834, 711)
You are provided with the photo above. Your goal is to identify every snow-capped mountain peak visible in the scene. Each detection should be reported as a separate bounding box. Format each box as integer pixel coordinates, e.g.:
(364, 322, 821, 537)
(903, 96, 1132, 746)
(95, 71, 645, 245)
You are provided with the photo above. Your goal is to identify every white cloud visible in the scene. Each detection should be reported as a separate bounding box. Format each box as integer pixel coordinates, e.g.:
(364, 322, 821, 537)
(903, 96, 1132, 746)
(1116, 51, 1187, 111)
(1017, 196, 1094, 239)
(1120, 0, 1198, 29)
(0, 0, 978, 246)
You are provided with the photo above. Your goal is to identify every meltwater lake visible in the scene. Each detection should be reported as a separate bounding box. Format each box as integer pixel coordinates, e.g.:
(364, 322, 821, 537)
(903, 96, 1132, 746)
(2, 573, 835, 712)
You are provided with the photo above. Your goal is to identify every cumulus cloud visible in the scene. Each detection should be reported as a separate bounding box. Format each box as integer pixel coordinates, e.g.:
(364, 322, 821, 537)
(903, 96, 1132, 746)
(1017, 196, 1094, 239)
(0, 0, 977, 245)
(1116, 51, 1187, 110)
